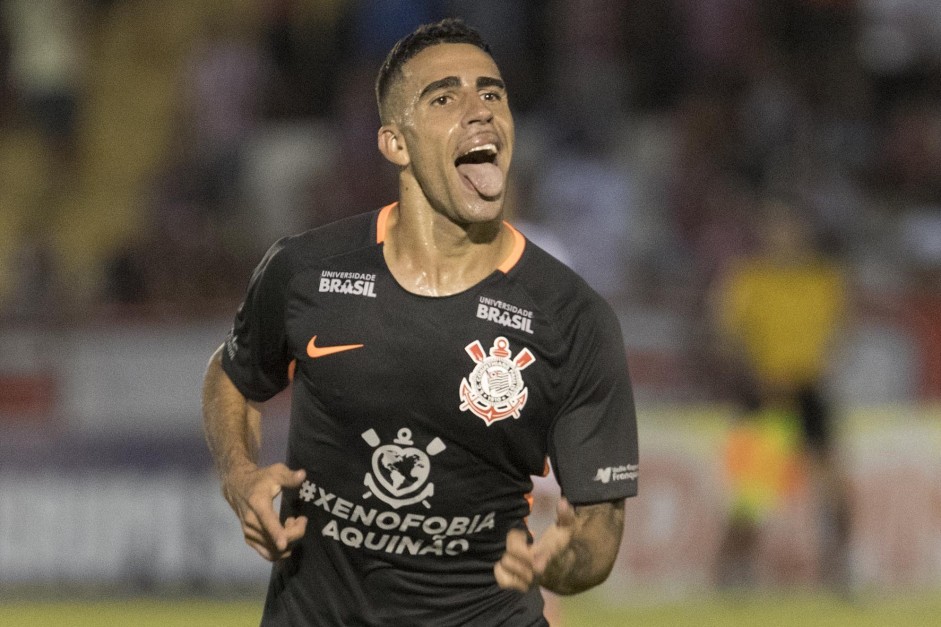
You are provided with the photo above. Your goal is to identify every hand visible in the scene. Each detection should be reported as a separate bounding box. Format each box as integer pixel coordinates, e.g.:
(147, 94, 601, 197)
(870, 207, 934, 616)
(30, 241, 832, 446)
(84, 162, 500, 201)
(494, 498, 576, 592)
(223, 462, 308, 561)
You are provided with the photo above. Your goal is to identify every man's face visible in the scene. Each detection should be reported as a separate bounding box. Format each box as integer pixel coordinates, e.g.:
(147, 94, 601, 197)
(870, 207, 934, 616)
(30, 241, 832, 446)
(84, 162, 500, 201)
(385, 43, 514, 224)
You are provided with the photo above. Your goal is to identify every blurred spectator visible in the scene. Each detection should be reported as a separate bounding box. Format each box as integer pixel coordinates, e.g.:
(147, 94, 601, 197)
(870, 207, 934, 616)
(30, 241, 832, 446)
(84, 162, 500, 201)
(734, 47, 805, 185)
(1, 231, 64, 324)
(1, 0, 86, 167)
(877, 95, 941, 199)
(258, 0, 351, 119)
(241, 120, 340, 244)
(443, 0, 548, 114)
(709, 196, 851, 588)
(0, 11, 13, 125)
(858, 0, 941, 82)
(102, 243, 149, 309)
(665, 88, 756, 299)
(543, 0, 631, 141)
(100, 131, 255, 317)
(180, 14, 265, 215)
(303, 60, 398, 227)
(898, 206, 941, 399)
(531, 130, 638, 309)
(347, 0, 440, 62)
(621, 0, 689, 111)
(677, 0, 764, 86)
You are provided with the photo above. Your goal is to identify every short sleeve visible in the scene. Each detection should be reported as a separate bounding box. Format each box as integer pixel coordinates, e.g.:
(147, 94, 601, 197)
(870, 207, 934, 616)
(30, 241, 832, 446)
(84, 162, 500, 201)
(220, 238, 294, 402)
(548, 302, 639, 504)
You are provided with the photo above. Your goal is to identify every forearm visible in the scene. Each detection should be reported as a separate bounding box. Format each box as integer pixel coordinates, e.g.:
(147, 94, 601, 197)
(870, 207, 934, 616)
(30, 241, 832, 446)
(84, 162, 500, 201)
(202, 346, 263, 490)
(539, 500, 625, 595)
(202, 346, 308, 560)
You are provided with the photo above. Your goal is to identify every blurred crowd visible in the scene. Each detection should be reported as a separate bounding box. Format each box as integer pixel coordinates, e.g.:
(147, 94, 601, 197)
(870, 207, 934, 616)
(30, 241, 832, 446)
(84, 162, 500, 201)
(1, 0, 940, 401)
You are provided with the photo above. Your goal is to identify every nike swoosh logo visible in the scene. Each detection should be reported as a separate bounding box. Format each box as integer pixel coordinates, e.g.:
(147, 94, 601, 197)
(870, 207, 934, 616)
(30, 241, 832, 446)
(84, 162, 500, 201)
(307, 335, 364, 359)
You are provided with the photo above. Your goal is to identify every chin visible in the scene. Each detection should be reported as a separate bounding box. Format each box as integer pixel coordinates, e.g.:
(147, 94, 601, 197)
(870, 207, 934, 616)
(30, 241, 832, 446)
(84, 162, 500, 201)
(457, 195, 504, 225)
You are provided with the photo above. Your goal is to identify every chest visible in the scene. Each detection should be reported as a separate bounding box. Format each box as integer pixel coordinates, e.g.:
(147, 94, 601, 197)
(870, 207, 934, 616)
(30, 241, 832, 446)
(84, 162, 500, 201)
(282, 262, 564, 468)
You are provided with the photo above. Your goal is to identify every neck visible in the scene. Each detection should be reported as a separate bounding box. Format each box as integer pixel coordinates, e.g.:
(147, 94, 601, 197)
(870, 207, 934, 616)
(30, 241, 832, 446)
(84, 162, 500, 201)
(382, 200, 511, 297)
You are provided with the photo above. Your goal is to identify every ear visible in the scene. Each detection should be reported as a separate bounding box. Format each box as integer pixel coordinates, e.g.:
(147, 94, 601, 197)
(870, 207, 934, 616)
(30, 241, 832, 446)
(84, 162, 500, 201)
(378, 125, 410, 167)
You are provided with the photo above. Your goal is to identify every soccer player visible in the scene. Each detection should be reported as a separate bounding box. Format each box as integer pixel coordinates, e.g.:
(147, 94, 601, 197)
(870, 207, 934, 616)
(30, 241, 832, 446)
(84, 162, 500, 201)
(202, 18, 639, 626)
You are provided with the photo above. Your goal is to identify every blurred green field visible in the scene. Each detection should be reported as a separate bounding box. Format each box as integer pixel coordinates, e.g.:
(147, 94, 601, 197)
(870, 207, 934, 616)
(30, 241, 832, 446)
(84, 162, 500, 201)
(2, 592, 940, 626)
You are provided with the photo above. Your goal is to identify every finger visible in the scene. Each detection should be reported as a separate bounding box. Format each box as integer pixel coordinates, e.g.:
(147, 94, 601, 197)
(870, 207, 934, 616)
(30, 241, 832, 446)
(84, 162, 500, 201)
(494, 556, 536, 591)
(245, 535, 279, 562)
(251, 542, 291, 562)
(504, 530, 535, 570)
(274, 466, 307, 491)
(239, 509, 274, 546)
(555, 497, 576, 529)
(494, 568, 529, 591)
(244, 524, 296, 562)
(493, 561, 534, 592)
(505, 529, 532, 556)
(283, 515, 308, 545)
(532, 532, 566, 573)
(251, 493, 289, 551)
(496, 552, 536, 583)
(242, 520, 279, 551)
(532, 500, 576, 572)
(494, 529, 536, 591)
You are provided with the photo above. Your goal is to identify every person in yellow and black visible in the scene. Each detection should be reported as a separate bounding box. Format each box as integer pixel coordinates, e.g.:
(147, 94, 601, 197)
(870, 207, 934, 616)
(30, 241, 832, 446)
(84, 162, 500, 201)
(710, 195, 850, 589)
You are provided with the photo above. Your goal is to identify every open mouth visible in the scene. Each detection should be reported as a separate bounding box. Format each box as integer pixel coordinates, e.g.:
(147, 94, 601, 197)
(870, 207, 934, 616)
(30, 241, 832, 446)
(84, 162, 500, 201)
(454, 144, 503, 198)
(454, 143, 498, 167)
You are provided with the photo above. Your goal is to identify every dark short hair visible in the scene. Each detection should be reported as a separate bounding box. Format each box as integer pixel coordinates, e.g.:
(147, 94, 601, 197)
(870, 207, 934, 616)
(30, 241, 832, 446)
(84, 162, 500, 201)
(376, 18, 492, 122)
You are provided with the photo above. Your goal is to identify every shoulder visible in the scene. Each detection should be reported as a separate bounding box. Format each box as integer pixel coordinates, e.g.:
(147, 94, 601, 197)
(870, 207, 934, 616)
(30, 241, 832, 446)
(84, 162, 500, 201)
(255, 210, 380, 281)
(509, 235, 621, 337)
(278, 210, 379, 264)
(512, 237, 615, 316)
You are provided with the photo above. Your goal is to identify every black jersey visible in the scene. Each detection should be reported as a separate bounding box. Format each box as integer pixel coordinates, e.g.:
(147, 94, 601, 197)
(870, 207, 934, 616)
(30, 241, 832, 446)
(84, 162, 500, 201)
(222, 204, 639, 626)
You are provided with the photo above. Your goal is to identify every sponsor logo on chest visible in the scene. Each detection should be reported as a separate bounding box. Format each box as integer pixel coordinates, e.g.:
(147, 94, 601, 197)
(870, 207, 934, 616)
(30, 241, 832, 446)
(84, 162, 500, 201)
(476, 296, 534, 334)
(319, 270, 377, 297)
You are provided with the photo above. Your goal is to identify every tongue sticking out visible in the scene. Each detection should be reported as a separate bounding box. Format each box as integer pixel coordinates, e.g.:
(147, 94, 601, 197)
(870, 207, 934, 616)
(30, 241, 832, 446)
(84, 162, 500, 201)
(457, 162, 504, 198)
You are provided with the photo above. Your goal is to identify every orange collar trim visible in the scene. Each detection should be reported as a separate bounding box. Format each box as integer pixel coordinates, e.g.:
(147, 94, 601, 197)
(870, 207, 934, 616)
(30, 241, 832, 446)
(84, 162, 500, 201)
(376, 202, 396, 244)
(497, 221, 526, 274)
(375, 202, 526, 273)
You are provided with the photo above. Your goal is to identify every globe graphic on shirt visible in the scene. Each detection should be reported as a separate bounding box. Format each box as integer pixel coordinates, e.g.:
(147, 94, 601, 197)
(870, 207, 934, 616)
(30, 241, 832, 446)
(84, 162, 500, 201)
(377, 447, 428, 494)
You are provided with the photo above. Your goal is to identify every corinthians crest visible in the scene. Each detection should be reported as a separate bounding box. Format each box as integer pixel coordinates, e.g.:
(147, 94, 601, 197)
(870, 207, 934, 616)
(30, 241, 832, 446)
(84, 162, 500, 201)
(460, 336, 535, 425)
(362, 427, 446, 509)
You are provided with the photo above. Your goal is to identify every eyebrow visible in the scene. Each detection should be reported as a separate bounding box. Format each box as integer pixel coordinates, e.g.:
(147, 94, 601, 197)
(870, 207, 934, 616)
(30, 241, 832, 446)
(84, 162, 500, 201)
(418, 75, 506, 100)
(419, 76, 461, 100)
(477, 76, 506, 91)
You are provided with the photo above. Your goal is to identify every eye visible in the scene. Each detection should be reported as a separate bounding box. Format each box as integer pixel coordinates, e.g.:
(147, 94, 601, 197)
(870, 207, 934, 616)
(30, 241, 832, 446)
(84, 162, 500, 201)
(481, 91, 502, 102)
(431, 94, 452, 106)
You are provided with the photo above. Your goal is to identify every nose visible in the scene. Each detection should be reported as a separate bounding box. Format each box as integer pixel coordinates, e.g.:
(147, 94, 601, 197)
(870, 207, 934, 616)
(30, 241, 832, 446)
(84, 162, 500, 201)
(463, 94, 494, 126)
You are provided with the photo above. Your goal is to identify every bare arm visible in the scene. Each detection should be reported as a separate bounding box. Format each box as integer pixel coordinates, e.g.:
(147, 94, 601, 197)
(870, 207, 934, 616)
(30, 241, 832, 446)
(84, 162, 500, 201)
(494, 498, 625, 595)
(203, 346, 263, 480)
(202, 345, 307, 561)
